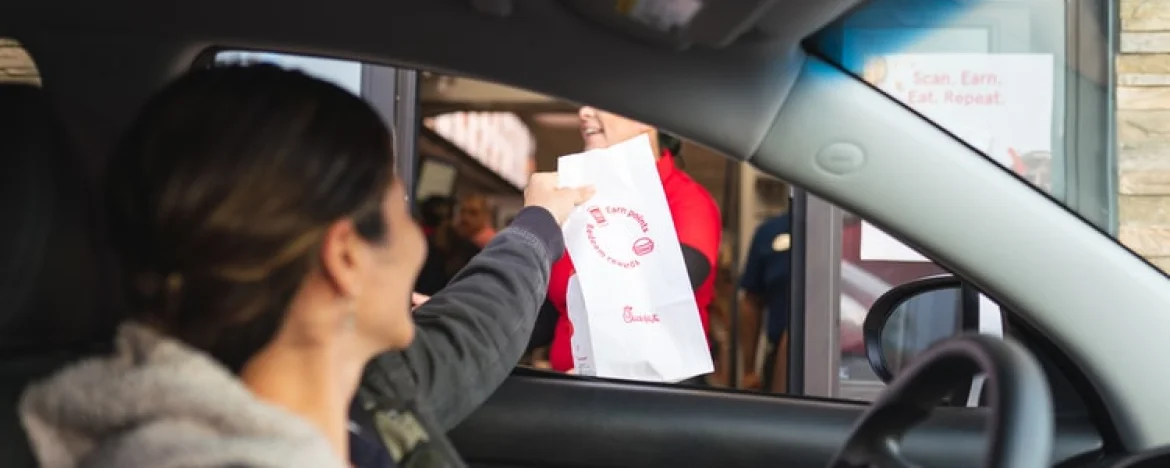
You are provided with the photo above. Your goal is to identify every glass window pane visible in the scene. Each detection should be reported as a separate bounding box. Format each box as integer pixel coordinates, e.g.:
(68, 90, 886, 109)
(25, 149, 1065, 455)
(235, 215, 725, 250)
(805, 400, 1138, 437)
(808, 0, 1112, 224)
(838, 212, 948, 400)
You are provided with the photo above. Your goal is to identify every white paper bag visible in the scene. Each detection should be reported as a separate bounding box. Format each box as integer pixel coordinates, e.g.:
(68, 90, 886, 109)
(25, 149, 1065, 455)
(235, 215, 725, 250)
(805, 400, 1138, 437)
(557, 134, 713, 383)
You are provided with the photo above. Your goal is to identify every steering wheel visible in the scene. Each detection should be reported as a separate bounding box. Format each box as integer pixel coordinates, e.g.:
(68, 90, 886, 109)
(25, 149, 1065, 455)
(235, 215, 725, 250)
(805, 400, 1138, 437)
(827, 334, 1053, 468)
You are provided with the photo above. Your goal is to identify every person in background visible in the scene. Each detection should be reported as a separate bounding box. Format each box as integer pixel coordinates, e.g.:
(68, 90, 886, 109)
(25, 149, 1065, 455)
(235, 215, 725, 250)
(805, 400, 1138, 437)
(702, 244, 738, 387)
(418, 195, 453, 237)
(456, 193, 497, 249)
(415, 195, 457, 296)
(415, 194, 484, 296)
(17, 64, 593, 468)
(536, 106, 722, 382)
(738, 212, 793, 391)
(433, 211, 481, 289)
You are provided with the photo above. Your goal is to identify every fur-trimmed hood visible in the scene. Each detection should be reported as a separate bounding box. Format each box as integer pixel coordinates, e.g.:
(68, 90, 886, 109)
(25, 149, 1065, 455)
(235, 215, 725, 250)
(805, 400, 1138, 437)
(18, 322, 346, 468)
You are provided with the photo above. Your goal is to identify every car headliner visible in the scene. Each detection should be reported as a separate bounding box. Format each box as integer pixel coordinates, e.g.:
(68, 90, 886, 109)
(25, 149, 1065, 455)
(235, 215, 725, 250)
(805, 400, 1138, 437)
(5, 0, 1170, 455)
(0, 0, 846, 160)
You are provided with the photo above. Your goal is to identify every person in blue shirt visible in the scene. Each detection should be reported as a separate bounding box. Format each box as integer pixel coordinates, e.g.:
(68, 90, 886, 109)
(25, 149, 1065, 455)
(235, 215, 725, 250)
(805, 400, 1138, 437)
(738, 213, 793, 391)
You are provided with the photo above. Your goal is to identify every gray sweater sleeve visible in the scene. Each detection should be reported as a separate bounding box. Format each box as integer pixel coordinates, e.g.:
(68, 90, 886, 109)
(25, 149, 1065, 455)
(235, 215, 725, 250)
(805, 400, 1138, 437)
(360, 206, 563, 430)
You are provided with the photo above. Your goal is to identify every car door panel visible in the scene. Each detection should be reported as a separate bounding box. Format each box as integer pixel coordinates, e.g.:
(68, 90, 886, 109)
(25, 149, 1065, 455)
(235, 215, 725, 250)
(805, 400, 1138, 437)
(450, 371, 1102, 468)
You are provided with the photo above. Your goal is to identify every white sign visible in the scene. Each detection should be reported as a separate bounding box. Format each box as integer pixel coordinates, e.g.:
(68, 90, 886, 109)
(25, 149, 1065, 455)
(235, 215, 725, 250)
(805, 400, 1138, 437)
(860, 53, 1055, 262)
(426, 111, 535, 189)
(863, 53, 1054, 169)
(860, 223, 929, 262)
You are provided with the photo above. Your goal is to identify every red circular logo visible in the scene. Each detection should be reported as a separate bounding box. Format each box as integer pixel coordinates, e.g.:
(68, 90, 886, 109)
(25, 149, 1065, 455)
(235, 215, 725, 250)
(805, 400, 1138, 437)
(632, 237, 655, 256)
(582, 205, 653, 270)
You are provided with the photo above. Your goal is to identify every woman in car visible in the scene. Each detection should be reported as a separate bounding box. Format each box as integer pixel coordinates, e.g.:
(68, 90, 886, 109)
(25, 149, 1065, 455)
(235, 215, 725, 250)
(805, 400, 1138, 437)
(16, 64, 592, 467)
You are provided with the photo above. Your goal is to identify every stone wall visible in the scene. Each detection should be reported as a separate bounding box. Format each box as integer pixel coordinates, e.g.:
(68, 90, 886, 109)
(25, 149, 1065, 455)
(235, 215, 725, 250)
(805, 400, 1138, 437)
(1119, 0, 1170, 271)
(0, 39, 39, 85)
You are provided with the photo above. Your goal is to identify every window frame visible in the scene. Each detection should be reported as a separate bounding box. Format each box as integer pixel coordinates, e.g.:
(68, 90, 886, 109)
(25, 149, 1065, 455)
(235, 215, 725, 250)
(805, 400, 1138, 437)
(194, 14, 1116, 406)
(196, 48, 422, 208)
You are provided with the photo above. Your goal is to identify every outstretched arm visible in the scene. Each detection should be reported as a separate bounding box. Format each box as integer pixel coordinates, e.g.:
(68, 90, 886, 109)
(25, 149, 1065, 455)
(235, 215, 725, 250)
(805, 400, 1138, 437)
(360, 206, 564, 430)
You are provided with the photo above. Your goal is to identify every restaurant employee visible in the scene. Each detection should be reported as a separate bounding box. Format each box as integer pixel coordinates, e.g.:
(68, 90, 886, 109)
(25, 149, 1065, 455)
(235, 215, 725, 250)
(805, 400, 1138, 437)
(538, 106, 722, 379)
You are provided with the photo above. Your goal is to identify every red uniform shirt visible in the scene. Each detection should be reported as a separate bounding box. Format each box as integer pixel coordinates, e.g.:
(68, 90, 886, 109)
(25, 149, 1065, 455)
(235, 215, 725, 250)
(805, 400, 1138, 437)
(547, 151, 722, 372)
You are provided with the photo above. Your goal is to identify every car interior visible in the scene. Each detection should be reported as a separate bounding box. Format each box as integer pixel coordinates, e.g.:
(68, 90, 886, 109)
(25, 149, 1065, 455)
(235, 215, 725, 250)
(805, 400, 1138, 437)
(4, 0, 1170, 467)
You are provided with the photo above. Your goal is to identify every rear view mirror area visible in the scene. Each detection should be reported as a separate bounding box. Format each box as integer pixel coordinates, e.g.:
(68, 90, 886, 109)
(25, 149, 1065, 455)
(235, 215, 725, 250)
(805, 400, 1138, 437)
(863, 275, 1005, 386)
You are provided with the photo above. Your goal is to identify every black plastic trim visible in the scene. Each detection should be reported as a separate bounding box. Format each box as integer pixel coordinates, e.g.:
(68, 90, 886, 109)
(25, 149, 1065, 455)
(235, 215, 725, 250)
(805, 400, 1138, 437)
(450, 371, 1102, 468)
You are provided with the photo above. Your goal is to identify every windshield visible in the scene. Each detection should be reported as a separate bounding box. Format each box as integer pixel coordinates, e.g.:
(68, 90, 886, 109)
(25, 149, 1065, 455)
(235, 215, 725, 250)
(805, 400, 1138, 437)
(807, 0, 1116, 233)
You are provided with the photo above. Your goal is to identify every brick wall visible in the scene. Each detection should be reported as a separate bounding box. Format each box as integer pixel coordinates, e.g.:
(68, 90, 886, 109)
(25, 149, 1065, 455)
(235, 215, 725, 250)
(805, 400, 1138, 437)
(0, 39, 39, 85)
(1119, 0, 1170, 271)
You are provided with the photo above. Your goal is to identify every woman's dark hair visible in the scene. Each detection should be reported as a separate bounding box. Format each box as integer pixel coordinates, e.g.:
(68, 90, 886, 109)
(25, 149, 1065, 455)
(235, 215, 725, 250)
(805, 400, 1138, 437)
(0, 84, 117, 353)
(105, 64, 394, 372)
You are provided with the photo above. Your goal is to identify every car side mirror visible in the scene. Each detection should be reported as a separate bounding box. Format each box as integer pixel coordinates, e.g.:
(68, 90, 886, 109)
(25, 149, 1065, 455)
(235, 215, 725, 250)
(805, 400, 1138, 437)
(863, 275, 967, 383)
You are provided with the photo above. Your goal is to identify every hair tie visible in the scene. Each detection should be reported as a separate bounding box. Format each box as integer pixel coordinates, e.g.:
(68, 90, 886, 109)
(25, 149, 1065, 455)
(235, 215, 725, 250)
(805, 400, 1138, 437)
(165, 272, 183, 295)
(162, 272, 184, 319)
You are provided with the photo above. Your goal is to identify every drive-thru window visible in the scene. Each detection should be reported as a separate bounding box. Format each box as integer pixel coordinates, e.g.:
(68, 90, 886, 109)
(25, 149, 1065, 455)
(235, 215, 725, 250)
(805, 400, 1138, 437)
(208, 0, 1120, 403)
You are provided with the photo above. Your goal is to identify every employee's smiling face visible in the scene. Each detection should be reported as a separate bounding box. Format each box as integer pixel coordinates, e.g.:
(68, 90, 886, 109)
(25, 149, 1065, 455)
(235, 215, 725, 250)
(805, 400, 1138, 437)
(578, 106, 657, 151)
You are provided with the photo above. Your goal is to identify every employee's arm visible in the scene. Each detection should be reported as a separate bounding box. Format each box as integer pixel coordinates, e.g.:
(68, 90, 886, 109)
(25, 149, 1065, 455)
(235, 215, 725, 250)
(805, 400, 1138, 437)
(737, 223, 772, 385)
(526, 299, 559, 352)
(739, 291, 766, 374)
(680, 245, 711, 290)
(674, 193, 722, 292)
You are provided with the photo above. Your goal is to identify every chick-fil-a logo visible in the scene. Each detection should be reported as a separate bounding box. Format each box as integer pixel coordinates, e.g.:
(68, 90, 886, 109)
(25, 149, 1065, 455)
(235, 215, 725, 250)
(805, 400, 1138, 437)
(583, 205, 654, 269)
(622, 305, 660, 324)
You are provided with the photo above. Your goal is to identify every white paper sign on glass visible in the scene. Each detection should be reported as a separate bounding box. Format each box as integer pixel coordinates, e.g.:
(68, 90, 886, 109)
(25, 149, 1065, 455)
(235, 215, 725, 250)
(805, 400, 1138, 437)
(858, 53, 1056, 262)
(557, 134, 713, 383)
(859, 223, 929, 263)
